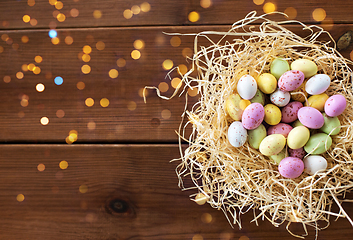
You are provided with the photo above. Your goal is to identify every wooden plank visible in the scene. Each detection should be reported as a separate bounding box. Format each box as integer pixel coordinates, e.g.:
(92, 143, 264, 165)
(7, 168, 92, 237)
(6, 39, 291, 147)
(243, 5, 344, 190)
(1, 144, 353, 239)
(0, 24, 352, 142)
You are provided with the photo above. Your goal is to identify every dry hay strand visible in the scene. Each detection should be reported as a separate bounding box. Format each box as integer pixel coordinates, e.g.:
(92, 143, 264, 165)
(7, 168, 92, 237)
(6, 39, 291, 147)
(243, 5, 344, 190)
(146, 11, 353, 238)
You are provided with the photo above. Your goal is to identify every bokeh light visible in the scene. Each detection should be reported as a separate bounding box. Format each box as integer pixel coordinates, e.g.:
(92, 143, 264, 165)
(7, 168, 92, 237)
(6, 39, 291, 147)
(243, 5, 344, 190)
(93, 10, 102, 19)
(70, 8, 79, 17)
(16, 72, 24, 80)
(30, 18, 38, 26)
(117, 58, 126, 67)
(57, 13, 66, 22)
(82, 54, 91, 62)
(192, 234, 203, 240)
(131, 5, 141, 15)
(79, 185, 88, 193)
(284, 7, 297, 19)
(55, 1, 63, 10)
(201, 213, 213, 223)
(127, 101, 137, 111)
(158, 82, 169, 92)
(108, 69, 118, 78)
(321, 18, 334, 31)
(239, 236, 250, 240)
(36, 83, 45, 92)
(40, 117, 49, 125)
(96, 41, 105, 50)
(33, 67, 41, 74)
(178, 64, 188, 74)
(56, 109, 65, 118)
(77, 81, 85, 90)
(83, 45, 92, 54)
(28, 0, 35, 7)
(182, 48, 192, 58)
(263, 2, 276, 13)
(51, 37, 60, 45)
(49, 0, 57, 6)
(81, 64, 91, 74)
(253, 0, 265, 5)
(170, 36, 181, 47)
(171, 77, 182, 89)
(3, 76, 11, 83)
(17, 194, 25, 202)
(35, 55, 43, 63)
(59, 160, 68, 169)
(28, 63, 35, 71)
(188, 87, 198, 97)
(131, 50, 141, 60)
(123, 9, 133, 19)
(162, 59, 173, 70)
(134, 39, 145, 49)
(54, 76, 63, 85)
(21, 36, 29, 43)
(23, 15, 30, 23)
(100, 98, 110, 107)
(161, 109, 171, 119)
(200, 0, 212, 8)
(65, 36, 73, 45)
(188, 11, 200, 22)
(37, 163, 45, 171)
(85, 98, 94, 107)
(87, 121, 96, 130)
(312, 8, 326, 21)
(140, 2, 151, 12)
(195, 193, 207, 205)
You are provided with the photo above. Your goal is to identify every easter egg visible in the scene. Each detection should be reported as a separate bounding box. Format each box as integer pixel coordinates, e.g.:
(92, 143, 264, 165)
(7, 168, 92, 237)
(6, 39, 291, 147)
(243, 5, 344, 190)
(270, 148, 287, 164)
(324, 94, 346, 117)
(303, 155, 328, 175)
(292, 119, 304, 128)
(287, 126, 310, 149)
(320, 113, 341, 135)
(281, 101, 303, 123)
(278, 70, 305, 91)
(304, 133, 332, 154)
(264, 104, 282, 125)
(291, 59, 318, 78)
(290, 82, 308, 102)
(305, 93, 329, 112)
(257, 73, 277, 94)
(270, 88, 291, 107)
(270, 58, 290, 79)
(288, 147, 306, 160)
(305, 74, 331, 95)
(237, 75, 257, 100)
(278, 157, 304, 178)
(228, 121, 247, 147)
(225, 93, 251, 121)
(267, 123, 293, 138)
(242, 103, 265, 130)
(250, 89, 266, 105)
(259, 134, 286, 156)
(248, 124, 267, 149)
(297, 107, 324, 129)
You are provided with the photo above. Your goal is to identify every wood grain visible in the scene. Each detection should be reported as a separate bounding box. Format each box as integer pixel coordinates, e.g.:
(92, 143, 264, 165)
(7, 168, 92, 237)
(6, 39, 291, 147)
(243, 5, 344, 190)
(1, 144, 353, 240)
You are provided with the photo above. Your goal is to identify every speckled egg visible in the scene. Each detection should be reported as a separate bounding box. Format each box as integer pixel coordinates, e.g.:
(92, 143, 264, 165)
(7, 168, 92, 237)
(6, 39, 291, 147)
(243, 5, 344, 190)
(304, 133, 332, 154)
(250, 89, 266, 105)
(287, 126, 310, 150)
(305, 74, 331, 95)
(291, 59, 318, 78)
(257, 73, 277, 94)
(288, 147, 306, 160)
(270, 148, 287, 164)
(303, 155, 328, 175)
(248, 124, 267, 149)
(264, 104, 282, 125)
(305, 93, 329, 112)
(297, 107, 324, 129)
(237, 75, 257, 100)
(259, 134, 286, 156)
(228, 121, 247, 147)
(225, 94, 251, 121)
(242, 103, 265, 130)
(320, 113, 341, 135)
(324, 94, 346, 117)
(290, 82, 308, 103)
(278, 157, 304, 178)
(278, 70, 305, 91)
(281, 101, 303, 123)
(267, 123, 293, 138)
(270, 89, 291, 107)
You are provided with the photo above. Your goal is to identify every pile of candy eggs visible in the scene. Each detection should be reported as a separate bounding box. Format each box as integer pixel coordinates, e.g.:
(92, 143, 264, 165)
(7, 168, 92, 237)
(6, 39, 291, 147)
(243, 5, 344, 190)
(226, 58, 346, 179)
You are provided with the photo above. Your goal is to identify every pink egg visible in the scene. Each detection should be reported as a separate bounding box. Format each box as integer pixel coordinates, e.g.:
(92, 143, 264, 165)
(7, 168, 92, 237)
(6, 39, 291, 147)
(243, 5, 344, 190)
(278, 70, 305, 91)
(242, 103, 265, 130)
(281, 101, 303, 123)
(297, 107, 324, 129)
(324, 94, 346, 117)
(288, 147, 306, 159)
(267, 123, 293, 138)
(278, 157, 304, 178)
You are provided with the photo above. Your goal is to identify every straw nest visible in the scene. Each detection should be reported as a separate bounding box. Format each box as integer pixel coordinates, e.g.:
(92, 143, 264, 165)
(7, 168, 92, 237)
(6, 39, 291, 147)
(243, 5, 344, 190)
(146, 11, 353, 238)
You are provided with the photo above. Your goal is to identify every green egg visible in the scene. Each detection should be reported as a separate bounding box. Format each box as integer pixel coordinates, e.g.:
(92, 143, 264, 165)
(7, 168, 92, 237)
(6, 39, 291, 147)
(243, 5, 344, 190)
(250, 89, 265, 105)
(304, 133, 332, 154)
(320, 113, 341, 135)
(270, 58, 290, 79)
(248, 124, 266, 149)
(292, 120, 304, 128)
(269, 148, 287, 164)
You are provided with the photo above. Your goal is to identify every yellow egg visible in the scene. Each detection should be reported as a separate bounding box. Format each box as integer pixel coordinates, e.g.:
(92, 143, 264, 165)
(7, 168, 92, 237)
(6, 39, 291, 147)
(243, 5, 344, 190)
(225, 94, 250, 121)
(291, 59, 318, 78)
(257, 73, 277, 94)
(259, 134, 286, 156)
(290, 82, 308, 102)
(264, 104, 282, 125)
(287, 126, 310, 149)
(305, 93, 329, 112)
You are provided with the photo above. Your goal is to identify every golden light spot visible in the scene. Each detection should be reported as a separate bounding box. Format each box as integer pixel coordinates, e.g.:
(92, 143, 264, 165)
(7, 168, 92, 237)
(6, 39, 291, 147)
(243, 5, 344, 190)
(321, 17, 334, 31)
(239, 236, 250, 240)
(81, 64, 91, 74)
(79, 185, 88, 193)
(70, 8, 79, 17)
(127, 101, 136, 111)
(0, 46, 3, 53)
(33, 67, 41, 74)
(108, 69, 118, 78)
(131, 5, 141, 15)
(40, 117, 49, 125)
(21, 99, 29, 107)
(253, 0, 265, 5)
(22, 64, 28, 72)
(11, 43, 18, 51)
(78, 52, 84, 60)
(37, 163, 45, 171)
(18, 111, 25, 118)
(57, 13, 66, 22)
(284, 7, 297, 19)
(195, 193, 208, 205)
(83, 45, 92, 54)
(220, 232, 233, 240)
(59, 160, 68, 169)
(188, 87, 198, 97)
(200, 0, 212, 8)
(85, 97, 94, 107)
(49, 0, 57, 5)
(28, 0, 35, 7)
(36, 83, 45, 92)
(201, 213, 213, 223)
(178, 64, 188, 74)
(93, 10, 102, 19)
(2, 21, 9, 27)
(123, 9, 133, 19)
(312, 8, 326, 22)
(100, 98, 109, 107)
(69, 132, 77, 142)
(188, 11, 200, 22)
(30, 18, 38, 26)
(96, 41, 105, 50)
(16, 72, 24, 80)
(3, 76, 11, 83)
(21, 36, 29, 43)
(87, 121, 96, 130)
(155, 34, 165, 45)
(161, 109, 171, 119)
(55, 1, 63, 10)
(82, 54, 91, 62)
(28, 63, 35, 71)
(66, 136, 73, 144)
(65, 36, 73, 45)
(162, 59, 173, 70)
(53, 10, 60, 18)
(263, 2, 276, 13)
(23, 15, 31, 23)
(51, 37, 60, 45)
(117, 58, 126, 67)
(140, 2, 151, 12)
(35, 56, 43, 63)
(17, 194, 25, 202)
(1, 34, 8, 42)
(77, 81, 85, 90)
(182, 47, 192, 58)
(158, 82, 169, 92)
(170, 36, 181, 47)
(171, 77, 182, 89)
(131, 50, 141, 60)
(192, 234, 203, 240)
(56, 109, 65, 118)
(133, 39, 145, 49)
(6, 38, 13, 45)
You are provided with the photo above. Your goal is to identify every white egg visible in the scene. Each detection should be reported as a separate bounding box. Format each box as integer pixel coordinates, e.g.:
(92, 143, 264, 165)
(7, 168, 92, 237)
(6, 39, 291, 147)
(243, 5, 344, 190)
(228, 121, 247, 147)
(305, 74, 331, 95)
(237, 75, 257, 100)
(270, 88, 290, 107)
(303, 155, 328, 175)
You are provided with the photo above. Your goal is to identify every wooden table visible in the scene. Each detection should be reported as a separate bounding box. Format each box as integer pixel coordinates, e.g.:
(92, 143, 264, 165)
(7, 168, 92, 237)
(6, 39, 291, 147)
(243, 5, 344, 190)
(1, 0, 353, 239)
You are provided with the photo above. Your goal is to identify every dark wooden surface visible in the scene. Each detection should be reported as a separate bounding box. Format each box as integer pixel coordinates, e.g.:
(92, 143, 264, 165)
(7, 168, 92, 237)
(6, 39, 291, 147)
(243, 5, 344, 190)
(1, 0, 353, 239)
